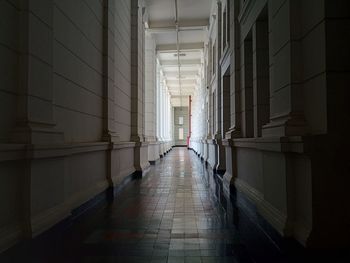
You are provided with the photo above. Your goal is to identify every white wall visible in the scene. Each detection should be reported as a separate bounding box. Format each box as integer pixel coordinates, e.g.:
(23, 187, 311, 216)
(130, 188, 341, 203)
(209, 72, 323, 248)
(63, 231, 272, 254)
(53, 0, 104, 143)
(145, 34, 156, 141)
(114, 0, 132, 141)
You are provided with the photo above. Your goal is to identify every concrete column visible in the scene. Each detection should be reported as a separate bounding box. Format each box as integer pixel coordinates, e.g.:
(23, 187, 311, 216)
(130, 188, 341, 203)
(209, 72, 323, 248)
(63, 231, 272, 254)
(225, 0, 241, 139)
(131, 0, 149, 173)
(131, 0, 144, 142)
(12, 0, 62, 144)
(11, 0, 67, 240)
(262, 0, 305, 137)
(145, 33, 159, 163)
(168, 93, 171, 140)
(165, 92, 169, 140)
(214, 0, 222, 139)
(223, 0, 241, 196)
(214, 1, 226, 174)
(159, 81, 163, 140)
(252, 20, 270, 138)
(102, 0, 120, 190)
(102, 0, 119, 143)
(304, 0, 350, 247)
(163, 86, 166, 140)
(144, 33, 156, 142)
(207, 90, 212, 139)
(158, 80, 164, 156)
(156, 68, 161, 141)
(242, 37, 254, 138)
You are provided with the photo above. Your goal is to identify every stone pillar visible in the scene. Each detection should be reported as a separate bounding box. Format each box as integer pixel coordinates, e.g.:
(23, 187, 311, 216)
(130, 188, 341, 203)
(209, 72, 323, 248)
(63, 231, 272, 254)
(242, 37, 254, 138)
(223, 0, 241, 196)
(304, 0, 350, 247)
(214, 1, 222, 139)
(262, 0, 305, 137)
(144, 33, 156, 142)
(160, 79, 165, 155)
(102, 0, 119, 143)
(214, 1, 226, 174)
(252, 20, 270, 138)
(145, 32, 159, 163)
(12, 0, 67, 239)
(165, 92, 170, 141)
(131, 0, 149, 174)
(12, 0, 62, 144)
(102, 0, 120, 189)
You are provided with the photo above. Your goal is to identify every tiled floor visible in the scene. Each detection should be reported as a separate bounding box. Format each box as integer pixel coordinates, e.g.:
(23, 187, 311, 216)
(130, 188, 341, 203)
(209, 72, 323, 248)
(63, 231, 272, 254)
(61, 148, 252, 262)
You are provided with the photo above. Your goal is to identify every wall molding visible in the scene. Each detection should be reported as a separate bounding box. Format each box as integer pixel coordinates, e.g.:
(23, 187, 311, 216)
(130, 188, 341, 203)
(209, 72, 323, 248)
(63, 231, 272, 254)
(232, 136, 304, 153)
(0, 141, 140, 162)
(235, 178, 287, 236)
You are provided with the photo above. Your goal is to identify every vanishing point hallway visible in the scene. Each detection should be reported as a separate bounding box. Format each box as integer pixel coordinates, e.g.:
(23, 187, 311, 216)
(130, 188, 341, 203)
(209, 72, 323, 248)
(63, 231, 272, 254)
(1, 0, 349, 261)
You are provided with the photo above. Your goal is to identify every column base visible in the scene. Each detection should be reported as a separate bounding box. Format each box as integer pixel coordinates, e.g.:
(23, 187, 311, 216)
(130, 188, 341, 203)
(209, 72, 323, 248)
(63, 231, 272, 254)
(11, 123, 64, 144)
(222, 139, 235, 197)
(262, 113, 306, 137)
(215, 139, 226, 173)
(102, 132, 119, 143)
(134, 142, 150, 176)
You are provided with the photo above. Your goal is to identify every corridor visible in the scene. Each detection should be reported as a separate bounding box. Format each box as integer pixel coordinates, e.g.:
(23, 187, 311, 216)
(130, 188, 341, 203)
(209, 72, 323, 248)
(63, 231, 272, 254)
(1, 0, 350, 261)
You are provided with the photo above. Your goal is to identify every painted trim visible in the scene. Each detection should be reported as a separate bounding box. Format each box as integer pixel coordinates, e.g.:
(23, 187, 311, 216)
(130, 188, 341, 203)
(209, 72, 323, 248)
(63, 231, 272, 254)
(0, 141, 138, 162)
(232, 137, 304, 153)
(235, 178, 287, 237)
(0, 170, 140, 257)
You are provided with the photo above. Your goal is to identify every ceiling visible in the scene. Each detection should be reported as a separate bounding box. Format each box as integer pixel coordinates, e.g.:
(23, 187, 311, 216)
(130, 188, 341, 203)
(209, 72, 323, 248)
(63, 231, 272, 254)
(145, 0, 212, 106)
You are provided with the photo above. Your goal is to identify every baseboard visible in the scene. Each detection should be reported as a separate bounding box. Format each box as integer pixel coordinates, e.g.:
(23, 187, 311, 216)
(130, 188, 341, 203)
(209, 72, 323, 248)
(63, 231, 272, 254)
(0, 170, 140, 259)
(234, 178, 288, 238)
(0, 224, 22, 254)
(231, 181, 304, 253)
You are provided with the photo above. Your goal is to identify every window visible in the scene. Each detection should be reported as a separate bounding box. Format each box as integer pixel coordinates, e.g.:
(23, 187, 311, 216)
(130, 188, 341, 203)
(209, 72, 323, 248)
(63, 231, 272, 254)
(179, 116, 183, 125)
(178, 128, 184, 140)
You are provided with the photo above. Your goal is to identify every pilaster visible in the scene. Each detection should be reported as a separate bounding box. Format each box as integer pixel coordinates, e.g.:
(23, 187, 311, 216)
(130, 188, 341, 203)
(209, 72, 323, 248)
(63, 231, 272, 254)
(262, 0, 306, 137)
(223, 0, 242, 195)
(131, 0, 149, 172)
(102, 0, 119, 143)
(12, 0, 63, 144)
(214, 1, 226, 173)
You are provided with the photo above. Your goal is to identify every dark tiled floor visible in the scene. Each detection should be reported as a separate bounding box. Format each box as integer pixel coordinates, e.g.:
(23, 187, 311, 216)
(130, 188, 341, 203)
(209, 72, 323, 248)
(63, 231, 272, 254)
(3, 148, 349, 262)
(60, 148, 252, 262)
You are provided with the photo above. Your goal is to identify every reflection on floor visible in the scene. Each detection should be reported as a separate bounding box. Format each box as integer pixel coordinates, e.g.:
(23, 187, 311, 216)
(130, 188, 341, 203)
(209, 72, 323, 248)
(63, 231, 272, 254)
(64, 147, 251, 262)
(2, 148, 348, 262)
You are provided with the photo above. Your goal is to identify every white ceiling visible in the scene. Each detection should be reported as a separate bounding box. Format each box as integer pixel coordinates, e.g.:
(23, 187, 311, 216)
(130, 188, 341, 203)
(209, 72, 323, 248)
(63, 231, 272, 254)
(146, 0, 212, 26)
(145, 0, 212, 106)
